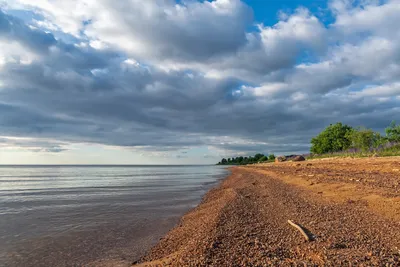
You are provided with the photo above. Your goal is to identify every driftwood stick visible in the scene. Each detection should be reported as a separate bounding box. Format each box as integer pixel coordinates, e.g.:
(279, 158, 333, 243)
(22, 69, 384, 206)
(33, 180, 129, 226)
(288, 220, 313, 241)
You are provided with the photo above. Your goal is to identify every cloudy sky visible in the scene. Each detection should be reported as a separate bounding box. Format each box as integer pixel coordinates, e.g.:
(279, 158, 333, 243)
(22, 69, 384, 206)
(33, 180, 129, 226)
(0, 0, 399, 164)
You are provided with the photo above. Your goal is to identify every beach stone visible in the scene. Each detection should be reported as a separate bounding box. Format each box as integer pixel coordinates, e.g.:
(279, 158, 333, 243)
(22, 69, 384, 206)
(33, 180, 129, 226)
(275, 156, 287, 163)
(292, 155, 306, 162)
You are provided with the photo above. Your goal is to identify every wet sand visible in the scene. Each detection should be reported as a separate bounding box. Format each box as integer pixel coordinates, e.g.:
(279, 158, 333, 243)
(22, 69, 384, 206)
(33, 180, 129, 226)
(137, 157, 400, 266)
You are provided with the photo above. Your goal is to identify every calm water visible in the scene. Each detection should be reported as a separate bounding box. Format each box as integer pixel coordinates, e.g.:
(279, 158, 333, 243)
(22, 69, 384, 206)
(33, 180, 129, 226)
(0, 165, 229, 267)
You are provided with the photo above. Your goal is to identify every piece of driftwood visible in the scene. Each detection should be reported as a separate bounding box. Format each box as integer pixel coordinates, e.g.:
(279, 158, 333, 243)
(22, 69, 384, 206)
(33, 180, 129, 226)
(287, 220, 314, 241)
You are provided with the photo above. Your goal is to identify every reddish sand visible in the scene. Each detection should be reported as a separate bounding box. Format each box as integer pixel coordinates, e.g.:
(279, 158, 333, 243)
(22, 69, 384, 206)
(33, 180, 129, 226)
(136, 157, 400, 266)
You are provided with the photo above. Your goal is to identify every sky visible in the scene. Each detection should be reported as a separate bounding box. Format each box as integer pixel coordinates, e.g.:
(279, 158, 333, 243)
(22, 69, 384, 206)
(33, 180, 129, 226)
(0, 0, 399, 164)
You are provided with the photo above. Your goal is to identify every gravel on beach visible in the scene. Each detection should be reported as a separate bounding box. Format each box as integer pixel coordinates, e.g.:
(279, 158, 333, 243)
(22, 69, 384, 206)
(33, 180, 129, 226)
(137, 157, 400, 266)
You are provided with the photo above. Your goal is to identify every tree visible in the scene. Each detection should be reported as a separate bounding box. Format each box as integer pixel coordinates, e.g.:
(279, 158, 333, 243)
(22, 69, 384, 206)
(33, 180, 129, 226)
(268, 154, 276, 161)
(217, 153, 275, 165)
(254, 153, 265, 161)
(385, 121, 400, 142)
(259, 156, 268, 162)
(310, 123, 353, 154)
(347, 127, 383, 152)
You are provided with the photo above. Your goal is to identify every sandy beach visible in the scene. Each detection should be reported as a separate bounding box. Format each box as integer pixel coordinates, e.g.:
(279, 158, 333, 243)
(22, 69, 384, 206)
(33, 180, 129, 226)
(135, 157, 400, 266)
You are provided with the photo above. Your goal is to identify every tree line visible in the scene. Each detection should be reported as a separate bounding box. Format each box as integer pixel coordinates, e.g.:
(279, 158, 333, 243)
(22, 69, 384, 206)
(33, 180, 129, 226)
(217, 153, 275, 165)
(310, 121, 400, 154)
(217, 121, 400, 165)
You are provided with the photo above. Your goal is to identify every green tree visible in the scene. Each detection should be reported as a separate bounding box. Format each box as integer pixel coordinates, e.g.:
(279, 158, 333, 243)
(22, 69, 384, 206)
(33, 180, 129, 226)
(347, 127, 383, 152)
(217, 153, 274, 165)
(259, 156, 268, 162)
(310, 123, 353, 154)
(268, 154, 276, 161)
(385, 121, 400, 142)
(254, 153, 265, 161)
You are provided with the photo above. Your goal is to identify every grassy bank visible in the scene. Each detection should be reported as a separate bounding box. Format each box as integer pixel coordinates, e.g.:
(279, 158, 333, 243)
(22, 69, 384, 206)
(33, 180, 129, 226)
(307, 144, 400, 160)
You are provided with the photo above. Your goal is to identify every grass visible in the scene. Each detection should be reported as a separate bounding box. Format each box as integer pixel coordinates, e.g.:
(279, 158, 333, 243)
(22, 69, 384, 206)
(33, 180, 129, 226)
(306, 144, 400, 160)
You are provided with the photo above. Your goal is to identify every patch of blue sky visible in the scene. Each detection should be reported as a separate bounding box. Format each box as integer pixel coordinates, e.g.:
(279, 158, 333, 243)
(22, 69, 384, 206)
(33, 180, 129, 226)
(243, 0, 332, 26)
(4, 8, 82, 45)
(4, 9, 44, 23)
(295, 48, 322, 65)
(348, 81, 384, 93)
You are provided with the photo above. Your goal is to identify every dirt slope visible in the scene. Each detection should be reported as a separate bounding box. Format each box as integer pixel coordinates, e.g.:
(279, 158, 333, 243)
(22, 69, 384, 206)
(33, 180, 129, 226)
(136, 157, 400, 266)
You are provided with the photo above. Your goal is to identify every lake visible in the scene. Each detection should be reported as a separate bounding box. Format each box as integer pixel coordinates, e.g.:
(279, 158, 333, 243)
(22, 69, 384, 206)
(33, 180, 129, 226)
(0, 165, 229, 266)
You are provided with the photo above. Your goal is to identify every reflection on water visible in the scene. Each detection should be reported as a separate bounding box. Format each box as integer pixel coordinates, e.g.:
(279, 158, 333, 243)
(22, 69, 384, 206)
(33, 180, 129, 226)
(0, 165, 228, 266)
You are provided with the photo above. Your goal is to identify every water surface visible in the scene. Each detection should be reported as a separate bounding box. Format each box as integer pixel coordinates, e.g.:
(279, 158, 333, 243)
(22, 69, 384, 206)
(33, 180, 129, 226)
(0, 165, 228, 266)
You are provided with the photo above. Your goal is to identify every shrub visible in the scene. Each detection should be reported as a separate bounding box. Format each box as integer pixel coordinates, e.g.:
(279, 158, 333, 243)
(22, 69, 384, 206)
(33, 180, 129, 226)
(347, 127, 383, 152)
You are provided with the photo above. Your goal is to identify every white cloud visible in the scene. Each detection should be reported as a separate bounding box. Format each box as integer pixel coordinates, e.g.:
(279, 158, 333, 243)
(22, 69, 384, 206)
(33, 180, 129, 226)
(259, 8, 326, 52)
(4, 0, 94, 36)
(82, 0, 252, 62)
(352, 82, 400, 98)
(183, 7, 328, 82)
(242, 83, 288, 97)
(89, 40, 107, 50)
(332, 0, 400, 38)
(0, 40, 38, 66)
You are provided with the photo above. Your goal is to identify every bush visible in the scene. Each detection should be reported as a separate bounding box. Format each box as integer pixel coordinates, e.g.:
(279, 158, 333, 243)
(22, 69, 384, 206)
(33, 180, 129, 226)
(310, 123, 353, 154)
(268, 154, 276, 161)
(347, 127, 383, 152)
